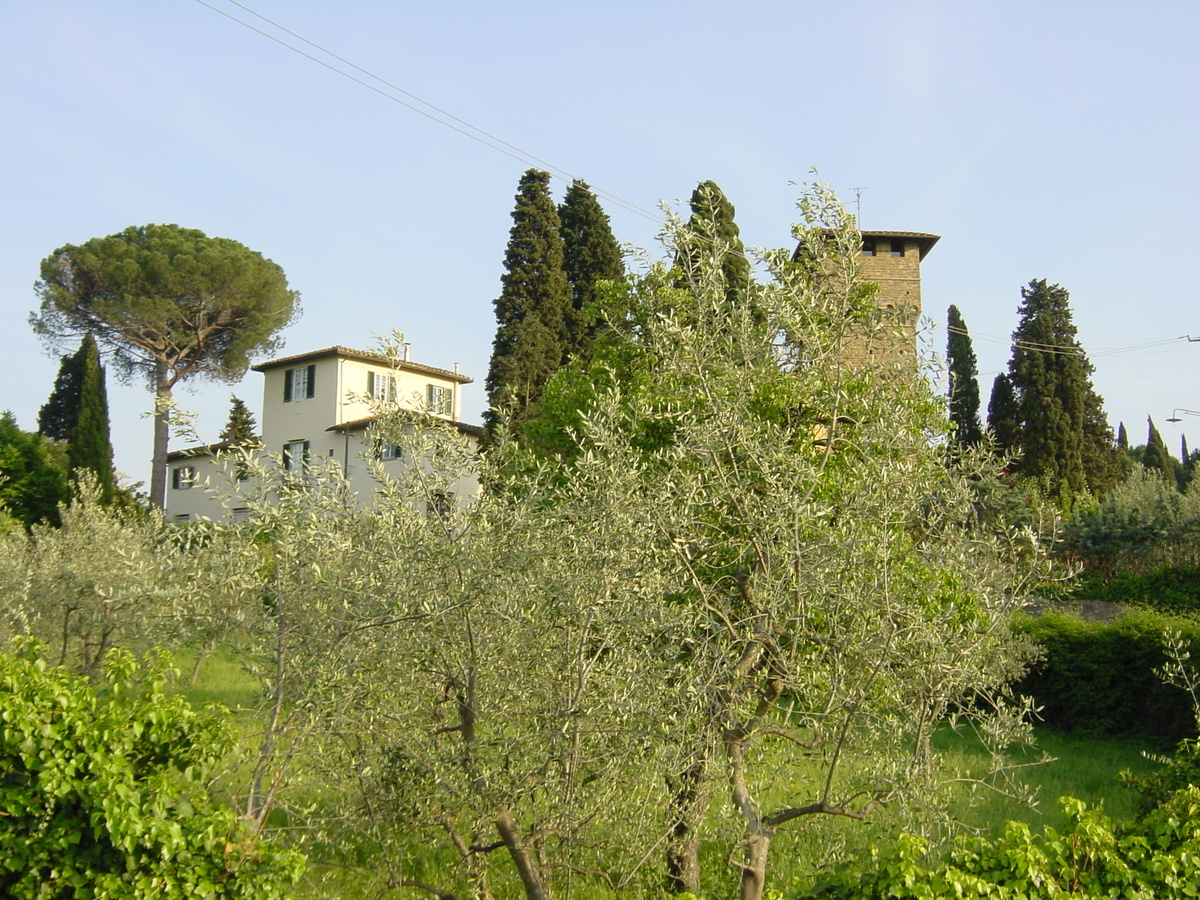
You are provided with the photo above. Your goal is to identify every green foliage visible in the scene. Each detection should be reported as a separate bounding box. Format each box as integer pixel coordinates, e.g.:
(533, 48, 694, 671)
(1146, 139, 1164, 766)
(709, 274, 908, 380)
(673, 180, 751, 307)
(946, 304, 983, 445)
(0, 480, 176, 669)
(1006, 280, 1089, 497)
(31, 223, 299, 507)
(219, 395, 258, 446)
(0, 411, 68, 528)
(1060, 467, 1200, 577)
(986, 372, 1020, 455)
(1081, 385, 1122, 495)
(802, 788, 1200, 900)
(1143, 416, 1180, 486)
(0, 639, 303, 898)
(1013, 609, 1200, 741)
(558, 178, 624, 360)
(38, 340, 86, 441)
(994, 279, 1120, 501)
(1069, 566, 1200, 611)
(484, 169, 572, 437)
(501, 185, 1053, 900)
(36, 335, 116, 504)
(70, 333, 116, 503)
(1123, 739, 1200, 815)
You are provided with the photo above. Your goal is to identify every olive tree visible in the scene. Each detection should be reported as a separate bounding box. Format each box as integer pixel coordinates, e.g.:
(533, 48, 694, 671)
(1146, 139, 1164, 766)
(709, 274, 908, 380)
(31, 224, 298, 507)
(509, 185, 1053, 900)
(15, 188, 1053, 900)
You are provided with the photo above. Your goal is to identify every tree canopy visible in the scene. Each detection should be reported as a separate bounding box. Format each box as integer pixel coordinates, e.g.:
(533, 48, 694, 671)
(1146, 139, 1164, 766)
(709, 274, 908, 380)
(0, 413, 68, 529)
(484, 170, 572, 438)
(558, 179, 624, 361)
(31, 224, 298, 508)
(1143, 416, 1178, 484)
(998, 279, 1117, 500)
(219, 395, 258, 446)
(37, 334, 116, 504)
(946, 304, 983, 445)
(674, 180, 751, 307)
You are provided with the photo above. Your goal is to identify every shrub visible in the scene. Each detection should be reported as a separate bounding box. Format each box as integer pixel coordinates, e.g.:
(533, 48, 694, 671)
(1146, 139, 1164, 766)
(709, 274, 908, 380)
(1070, 566, 1200, 611)
(1060, 468, 1200, 578)
(1013, 610, 1200, 742)
(800, 787, 1200, 899)
(0, 640, 303, 898)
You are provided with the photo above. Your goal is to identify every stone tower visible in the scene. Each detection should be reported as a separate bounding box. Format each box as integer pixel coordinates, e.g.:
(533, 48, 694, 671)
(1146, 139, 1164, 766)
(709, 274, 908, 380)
(839, 230, 940, 373)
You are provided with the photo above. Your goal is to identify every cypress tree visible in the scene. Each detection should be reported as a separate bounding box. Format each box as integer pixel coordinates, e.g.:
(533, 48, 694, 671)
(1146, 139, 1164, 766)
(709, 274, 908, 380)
(484, 169, 572, 437)
(946, 305, 983, 445)
(1080, 385, 1121, 495)
(1143, 416, 1178, 485)
(1117, 422, 1129, 451)
(558, 179, 624, 361)
(986, 373, 1020, 455)
(38, 343, 86, 441)
(68, 334, 115, 503)
(219, 395, 258, 446)
(674, 180, 751, 306)
(1005, 279, 1111, 499)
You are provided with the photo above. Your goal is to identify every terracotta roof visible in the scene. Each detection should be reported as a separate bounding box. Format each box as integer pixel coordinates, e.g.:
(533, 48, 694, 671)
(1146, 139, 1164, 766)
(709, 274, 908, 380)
(800, 230, 940, 262)
(251, 345, 473, 384)
(857, 231, 940, 260)
(327, 414, 483, 438)
(166, 438, 263, 461)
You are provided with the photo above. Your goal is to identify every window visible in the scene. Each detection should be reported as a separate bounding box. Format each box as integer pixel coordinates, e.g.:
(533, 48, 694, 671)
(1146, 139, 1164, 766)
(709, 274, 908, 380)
(427, 384, 453, 417)
(283, 364, 316, 402)
(861, 238, 876, 256)
(282, 440, 310, 471)
(380, 442, 402, 461)
(428, 490, 454, 521)
(231, 507, 252, 522)
(368, 370, 395, 403)
(173, 514, 190, 523)
(172, 465, 196, 490)
(889, 240, 905, 257)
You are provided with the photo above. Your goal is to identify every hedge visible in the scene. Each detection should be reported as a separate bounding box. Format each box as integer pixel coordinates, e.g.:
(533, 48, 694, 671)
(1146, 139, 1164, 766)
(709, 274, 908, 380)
(1012, 609, 1200, 742)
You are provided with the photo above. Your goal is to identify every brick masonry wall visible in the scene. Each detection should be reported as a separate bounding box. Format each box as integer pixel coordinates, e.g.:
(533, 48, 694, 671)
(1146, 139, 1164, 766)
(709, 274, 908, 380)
(841, 236, 923, 375)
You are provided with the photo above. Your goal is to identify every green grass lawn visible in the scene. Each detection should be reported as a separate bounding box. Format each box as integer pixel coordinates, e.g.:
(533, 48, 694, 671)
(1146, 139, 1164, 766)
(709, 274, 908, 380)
(175, 650, 1171, 899)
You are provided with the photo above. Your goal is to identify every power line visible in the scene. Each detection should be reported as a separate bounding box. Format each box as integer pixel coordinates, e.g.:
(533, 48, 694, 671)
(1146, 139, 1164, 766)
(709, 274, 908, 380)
(946, 324, 1189, 359)
(192, 0, 665, 225)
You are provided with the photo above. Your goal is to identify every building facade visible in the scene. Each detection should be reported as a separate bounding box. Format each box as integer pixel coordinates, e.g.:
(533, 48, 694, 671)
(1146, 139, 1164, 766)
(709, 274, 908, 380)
(840, 230, 940, 372)
(166, 345, 479, 522)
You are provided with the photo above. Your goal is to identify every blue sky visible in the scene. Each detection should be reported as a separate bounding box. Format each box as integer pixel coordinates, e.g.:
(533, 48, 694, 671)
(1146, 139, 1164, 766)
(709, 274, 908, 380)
(2, 0, 1198, 486)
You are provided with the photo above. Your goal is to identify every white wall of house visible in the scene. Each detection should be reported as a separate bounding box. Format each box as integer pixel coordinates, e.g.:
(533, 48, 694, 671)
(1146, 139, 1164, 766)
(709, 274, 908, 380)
(164, 345, 478, 522)
(164, 450, 257, 523)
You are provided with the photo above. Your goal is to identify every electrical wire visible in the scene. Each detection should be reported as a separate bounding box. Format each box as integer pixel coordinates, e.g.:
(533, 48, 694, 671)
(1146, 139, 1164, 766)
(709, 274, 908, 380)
(947, 325, 1191, 359)
(192, 0, 665, 225)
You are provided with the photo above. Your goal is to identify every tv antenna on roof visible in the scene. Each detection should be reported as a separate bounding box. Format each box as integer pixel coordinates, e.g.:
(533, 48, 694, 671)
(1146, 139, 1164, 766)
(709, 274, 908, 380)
(848, 186, 868, 223)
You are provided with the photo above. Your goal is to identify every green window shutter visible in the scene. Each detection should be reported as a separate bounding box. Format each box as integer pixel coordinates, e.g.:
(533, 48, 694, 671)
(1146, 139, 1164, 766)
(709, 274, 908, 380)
(305, 365, 316, 399)
(368, 371, 377, 398)
(283, 368, 293, 402)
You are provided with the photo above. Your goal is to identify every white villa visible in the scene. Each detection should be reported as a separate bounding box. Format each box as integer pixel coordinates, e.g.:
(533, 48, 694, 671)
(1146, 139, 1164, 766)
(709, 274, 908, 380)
(165, 345, 481, 522)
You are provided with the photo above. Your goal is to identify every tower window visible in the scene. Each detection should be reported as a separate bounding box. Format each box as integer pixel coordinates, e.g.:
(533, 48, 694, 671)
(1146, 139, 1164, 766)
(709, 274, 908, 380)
(861, 238, 876, 256)
(890, 241, 905, 257)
